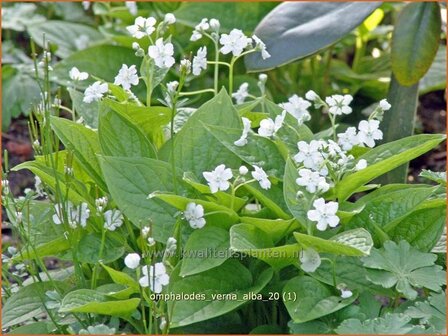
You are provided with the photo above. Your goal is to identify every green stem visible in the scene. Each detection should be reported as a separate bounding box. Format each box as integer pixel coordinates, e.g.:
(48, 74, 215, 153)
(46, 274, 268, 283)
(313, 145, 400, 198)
(91, 228, 107, 289)
(178, 88, 215, 96)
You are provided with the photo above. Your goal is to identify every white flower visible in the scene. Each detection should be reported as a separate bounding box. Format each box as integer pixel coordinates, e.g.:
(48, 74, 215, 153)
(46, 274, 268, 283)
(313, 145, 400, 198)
(299, 248, 321, 273)
(166, 81, 179, 93)
(220, 29, 252, 56)
(82, 1, 90, 10)
(147, 237, 156, 246)
(307, 198, 339, 231)
(190, 18, 209, 41)
(148, 38, 175, 69)
(83, 81, 108, 103)
(139, 262, 170, 293)
(258, 73, 267, 83)
(355, 159, 367, 171)
(53, 202, 90, 229)
(296, 169, 329, 194)
(203, 164, 233, 193)
(379, 99, 391, 111)
(280, 95, 311, 124)
(125, 2, 138, 16)
(340, 288, 353, 299)
(305, 90, 319, 101)
(190, 30, 203, 42)
(164, 13, 176, 25)
(234, 117, 251, 147)
(127, 16, 156, 39)
(132, 42, 140, 50)
(124, 253, 141, 269)
(325, 94, 353, 115)
(337, 127, 359, 151)
(209, 18, 220, 30)
(69, 67, 88, 81)
(293, 140, 325, 170)
(159, 317, 167, 330)
(357, 120, 383, 148)
(104, 209, 124, 231)
(251, 165, 271, 190)
(239, 166, 249, 175)
(95, 196, 108, 213)
(192, 46, 207, 76)
(232, 82, 249, 105)
(114, 64, 139, 90)
(141, 226, 150, 237)
(184, 203, 206, 229)
(34, 176, 45, 197)
(252, 35, 270, 59)
(180, 59, 192, 74)
(258, 111, 286, 138)
(15, 212, 23, 225)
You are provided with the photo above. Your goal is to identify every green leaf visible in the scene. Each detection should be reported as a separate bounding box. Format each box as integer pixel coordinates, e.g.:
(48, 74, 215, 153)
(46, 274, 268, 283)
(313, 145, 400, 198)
(204, 124, 285, 179)
(2, 65, 40, 131)
(230, 224, 299, 269)
(101, 264, 139, 290)
(380, 74, 419, 183)
(388, 199, 446, 252)
(59, 289, 140, 316)
(77, 233, 125, 264)
(174, 2, 276, 32)
(8, 322, 52, 334)
(160, 89, 241, 177)
(28, 21, 103, 58)
(239, 216, 299, 243)
(99, 103, 156, 158)
(103, 98, 171, 147)
(391, 2, 441, 86)
(245, 2, 381, 71)
(2, 282, 69, 328)
(50, 116, 106, 190)
(99, 156, 188, 242)
(244, 181, 291, 220)
(294, 229, 373, 257)
(346, 185, 437, 242)
(406, 291, 446, 334)
(362, 240, 446, 300)
(311, 256, 393, 296)
(152, 193, 239, 230)
(335, 313, 425, 334)
(420, 46, 446, 95)
(180, 227, 230, 277)
(68, 88, 99, 128)
(419, 169, 447, 186)
(168, 259, 273, 327)
(284, 276, 357, 323)
(140, 55, 170, 98)
(335, 134, 446, 201)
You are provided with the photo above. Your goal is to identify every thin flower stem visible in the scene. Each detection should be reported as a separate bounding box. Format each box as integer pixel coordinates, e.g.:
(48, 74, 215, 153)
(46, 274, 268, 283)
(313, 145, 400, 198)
(178, 88, 215, 96)
(207, 61, 230, 67)
(91, 228, 107, 289)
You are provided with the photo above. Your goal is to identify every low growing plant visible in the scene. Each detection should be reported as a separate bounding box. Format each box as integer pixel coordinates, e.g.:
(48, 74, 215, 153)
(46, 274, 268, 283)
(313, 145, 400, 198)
(2, 12, 446, 335)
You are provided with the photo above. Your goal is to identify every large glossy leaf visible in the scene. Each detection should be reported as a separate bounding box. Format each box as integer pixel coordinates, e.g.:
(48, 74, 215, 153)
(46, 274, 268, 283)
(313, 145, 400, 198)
(2, 282, 69, 328)
(50, 116, 106, 190)
(98, 103, 156, 158)
(391, 2, 441, 86)
(283, 276, 357, 323)
(174, 2, 277, 33)
(245, 2, 381, 71)
(420, 46, 446, 95)
(99, 156, 189, 242)
(68, 88, 99, 128)
(239, 216, 299, 243)
(160, 89, 241, 177)
(180, 227, 230, 277)
(28, 21, 103, 58)
(335, 134, 446, 201)
(77, 233, 125, 264)
(168, 259, 273, 327)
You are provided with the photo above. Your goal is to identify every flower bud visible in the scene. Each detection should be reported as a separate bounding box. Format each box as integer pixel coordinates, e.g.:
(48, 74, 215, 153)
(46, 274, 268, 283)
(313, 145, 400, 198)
(124, 253, 141, 269)
(164, 13, 176, 25)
